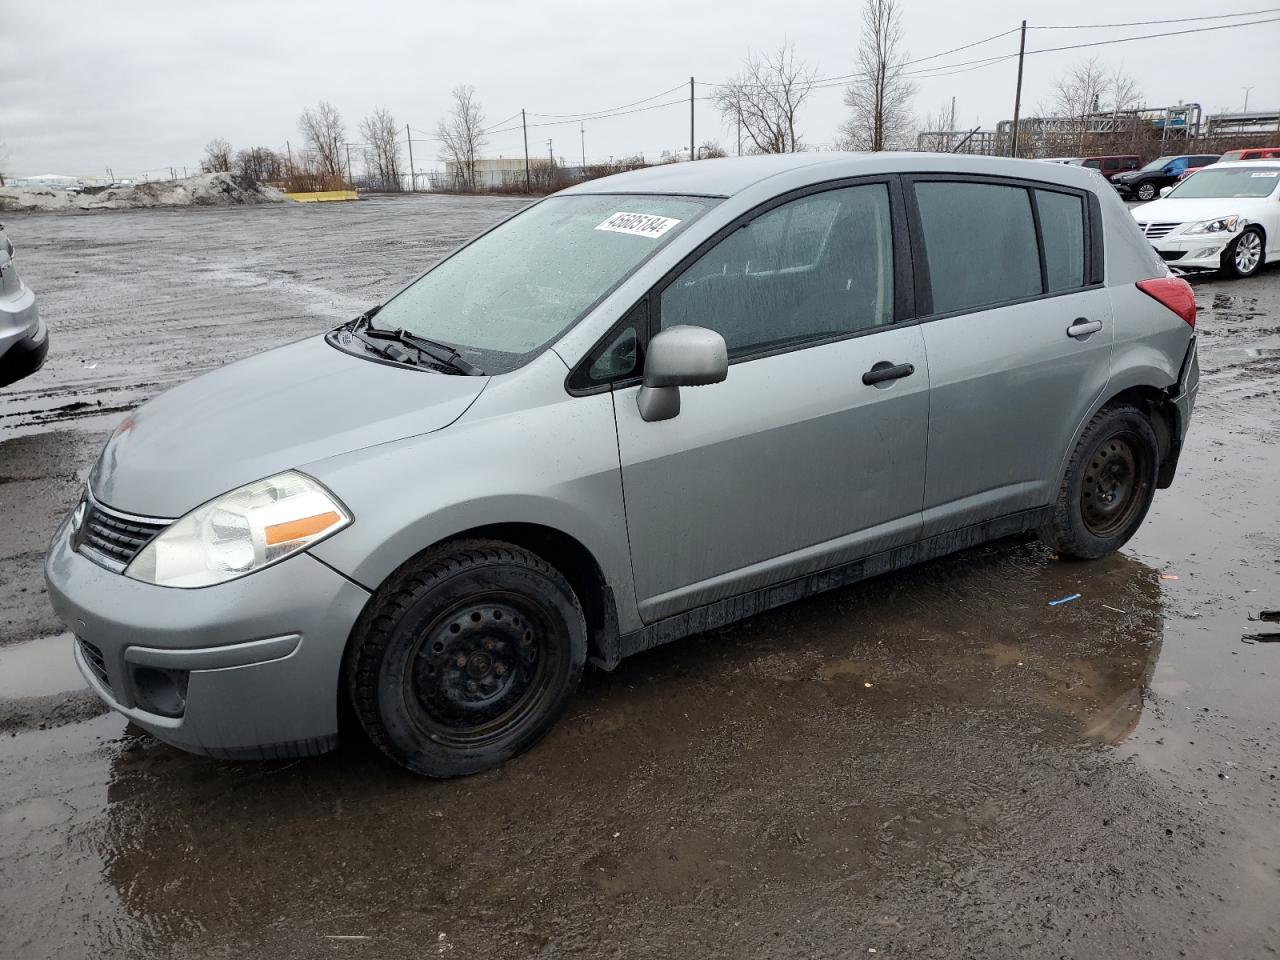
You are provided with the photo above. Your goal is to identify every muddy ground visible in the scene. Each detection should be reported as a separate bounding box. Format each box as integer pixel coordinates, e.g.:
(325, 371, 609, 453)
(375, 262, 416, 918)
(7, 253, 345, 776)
(1, 195, 1277, 959)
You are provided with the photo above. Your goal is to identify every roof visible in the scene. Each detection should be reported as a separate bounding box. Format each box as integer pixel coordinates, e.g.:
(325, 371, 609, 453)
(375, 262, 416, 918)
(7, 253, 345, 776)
(560, 151, 1105, 197)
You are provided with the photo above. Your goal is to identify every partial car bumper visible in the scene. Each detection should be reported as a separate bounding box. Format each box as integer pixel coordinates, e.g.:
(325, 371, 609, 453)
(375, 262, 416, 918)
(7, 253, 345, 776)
(1152, 233, 1235, 272)
(0, 311, 48, 389)
(45, 513, 370, 759)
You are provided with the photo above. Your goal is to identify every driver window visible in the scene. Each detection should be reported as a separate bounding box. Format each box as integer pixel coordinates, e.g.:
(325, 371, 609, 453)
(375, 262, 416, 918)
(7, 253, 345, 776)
(659, 184, 894, 360)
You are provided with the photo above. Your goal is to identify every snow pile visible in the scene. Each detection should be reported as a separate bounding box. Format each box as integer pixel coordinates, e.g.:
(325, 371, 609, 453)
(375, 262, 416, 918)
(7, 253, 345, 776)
(0, 173, 289, 212)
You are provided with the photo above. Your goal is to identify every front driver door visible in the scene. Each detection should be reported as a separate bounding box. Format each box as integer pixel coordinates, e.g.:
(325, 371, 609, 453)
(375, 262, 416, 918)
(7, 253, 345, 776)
(611, 180, 930, 624)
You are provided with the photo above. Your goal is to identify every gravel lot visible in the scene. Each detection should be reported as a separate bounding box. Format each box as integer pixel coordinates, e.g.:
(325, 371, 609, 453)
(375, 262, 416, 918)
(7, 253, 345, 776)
(1, 194, 1278, 959)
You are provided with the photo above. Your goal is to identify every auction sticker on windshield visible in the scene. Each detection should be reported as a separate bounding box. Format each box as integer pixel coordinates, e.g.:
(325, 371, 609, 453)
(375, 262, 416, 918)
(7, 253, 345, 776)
(595, 211, 682, 238)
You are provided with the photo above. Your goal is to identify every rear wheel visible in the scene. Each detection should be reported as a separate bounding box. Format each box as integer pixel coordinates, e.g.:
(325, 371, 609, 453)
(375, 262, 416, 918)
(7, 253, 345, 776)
(1222, 227, 1264, 279)
(346, 540, 587, 777)
(1136, 181, 1157, 201)
(1039, 404, 1159, 560)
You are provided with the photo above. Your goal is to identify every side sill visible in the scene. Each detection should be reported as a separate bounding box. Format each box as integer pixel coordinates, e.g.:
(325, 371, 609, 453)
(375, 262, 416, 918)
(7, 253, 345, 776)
(604, 506, 1053, 668)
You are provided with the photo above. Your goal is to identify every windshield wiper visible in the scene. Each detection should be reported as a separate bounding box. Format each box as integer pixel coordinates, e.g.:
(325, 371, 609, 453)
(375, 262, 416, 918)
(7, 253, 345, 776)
(351, 316, 485, 376)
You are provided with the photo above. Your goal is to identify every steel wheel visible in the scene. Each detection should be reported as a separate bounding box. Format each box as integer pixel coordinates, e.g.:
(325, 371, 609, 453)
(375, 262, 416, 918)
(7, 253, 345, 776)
(404, 593, 558, 748)
(1233, 229, 1263, 276)
(1136, 182, 1156, 201)
(1080, 433, 1149, 538)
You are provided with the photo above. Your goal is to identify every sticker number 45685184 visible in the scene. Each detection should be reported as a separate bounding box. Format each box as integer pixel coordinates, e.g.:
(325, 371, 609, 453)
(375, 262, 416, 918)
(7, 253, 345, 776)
(595, 211, 683, 238)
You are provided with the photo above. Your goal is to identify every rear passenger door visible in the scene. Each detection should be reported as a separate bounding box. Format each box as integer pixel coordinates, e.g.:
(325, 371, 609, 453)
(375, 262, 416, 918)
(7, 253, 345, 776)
(906, 176, 1113, 535)
(611, 179, 930, 623)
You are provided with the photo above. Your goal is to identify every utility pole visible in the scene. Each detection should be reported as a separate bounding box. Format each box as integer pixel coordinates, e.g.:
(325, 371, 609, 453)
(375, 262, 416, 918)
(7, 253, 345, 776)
(689, 76, 695, 161)
(522, 109, 531, 193)
(1010, 19, 1027, 157)
(580, 122, 586, 171)
(286, 139, 294, 179)
(345, 143, 353, 188)
(1242, 85, 1255, 112)
(547, 139, 554, 171)
(406, 124, 415, 192)
(736, 108, 742, 156)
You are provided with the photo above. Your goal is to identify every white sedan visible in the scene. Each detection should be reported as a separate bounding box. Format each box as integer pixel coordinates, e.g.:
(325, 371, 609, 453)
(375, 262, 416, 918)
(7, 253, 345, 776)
(1130, 160, 1280, 278)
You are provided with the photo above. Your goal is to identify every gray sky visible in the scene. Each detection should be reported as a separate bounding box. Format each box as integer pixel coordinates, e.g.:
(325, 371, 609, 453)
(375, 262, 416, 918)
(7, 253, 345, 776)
(1, 0, 1275, 178)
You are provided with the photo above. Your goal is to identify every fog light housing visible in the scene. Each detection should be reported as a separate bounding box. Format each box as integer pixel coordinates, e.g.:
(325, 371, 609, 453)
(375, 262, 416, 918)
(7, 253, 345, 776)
(1191, 246, 1222, 259)
(132, 666, 189, 718)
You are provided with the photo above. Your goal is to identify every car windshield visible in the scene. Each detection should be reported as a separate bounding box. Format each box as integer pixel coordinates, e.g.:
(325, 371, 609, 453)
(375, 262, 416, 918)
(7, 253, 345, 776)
(367, 193, 715, 374)
(1167, 166, 1280, 199)
(1140, 156, 1178, 173)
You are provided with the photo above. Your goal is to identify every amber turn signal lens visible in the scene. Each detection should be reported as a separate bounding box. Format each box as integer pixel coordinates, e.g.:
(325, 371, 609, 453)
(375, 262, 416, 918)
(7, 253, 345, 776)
(264, 511, 341, 546)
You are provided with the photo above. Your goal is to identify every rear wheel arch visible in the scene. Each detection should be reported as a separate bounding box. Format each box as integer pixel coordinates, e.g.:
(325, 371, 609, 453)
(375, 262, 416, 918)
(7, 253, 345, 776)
(1060, 384, 1181, 493)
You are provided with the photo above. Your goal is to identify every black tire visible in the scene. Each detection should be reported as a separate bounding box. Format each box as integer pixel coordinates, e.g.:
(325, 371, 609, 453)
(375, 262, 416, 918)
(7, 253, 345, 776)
(346, 539, 587, 778)
(1136, 181, 1157, 202)
(1221, 226, 1265, 279)
(1039, 404, 1159, 560)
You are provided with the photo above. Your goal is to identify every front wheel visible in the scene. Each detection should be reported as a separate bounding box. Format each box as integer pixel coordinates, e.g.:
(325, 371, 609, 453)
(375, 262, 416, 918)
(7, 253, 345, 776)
(1222, 227, 1265, 279)
(1136, 181, 1157, 202)
(346, 540, 587, 777)
(1039, 404, 1159, 560)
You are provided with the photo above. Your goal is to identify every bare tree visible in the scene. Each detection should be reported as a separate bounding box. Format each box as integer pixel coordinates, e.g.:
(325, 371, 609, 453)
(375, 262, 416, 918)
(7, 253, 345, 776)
(297, 101, 347, 185)
(436, 86, 487, 190)
(839, 0, 916, 151)
(360, 107, 402, 191)
(234, 147, 285, 185)
(1051, 58, 1143, 152)
(200, 138, 233, 174)
(0, 132, 8, 186)
(915, 100, 957, 151)
(713, 41, 817, 154)
(697, 140, 728, 159)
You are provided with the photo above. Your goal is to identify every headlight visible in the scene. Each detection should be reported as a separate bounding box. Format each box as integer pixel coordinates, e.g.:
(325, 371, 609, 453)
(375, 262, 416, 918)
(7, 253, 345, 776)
(125, 471, 351, 588)
(1185, 216, 1241, 235)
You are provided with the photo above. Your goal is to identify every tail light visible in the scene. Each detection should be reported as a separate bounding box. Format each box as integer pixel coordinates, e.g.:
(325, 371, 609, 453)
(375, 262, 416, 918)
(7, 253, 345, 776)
(1136, 276, 1196, 328)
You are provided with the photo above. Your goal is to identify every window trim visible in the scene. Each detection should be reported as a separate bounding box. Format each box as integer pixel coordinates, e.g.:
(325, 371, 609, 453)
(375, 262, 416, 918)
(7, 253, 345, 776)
(566, 174, 916, 394)
(903, 173, 1103, 322)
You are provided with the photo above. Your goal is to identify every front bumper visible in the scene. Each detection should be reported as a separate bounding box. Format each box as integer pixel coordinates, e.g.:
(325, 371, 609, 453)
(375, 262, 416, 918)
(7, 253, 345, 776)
(1152, 233, 1236, 272)
(45, 513, 370, 759)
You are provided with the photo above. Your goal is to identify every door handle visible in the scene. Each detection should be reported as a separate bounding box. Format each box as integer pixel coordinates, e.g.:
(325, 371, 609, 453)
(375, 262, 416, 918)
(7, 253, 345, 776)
(862, 361, 916, 386)
(1067, 318, 1103, 339)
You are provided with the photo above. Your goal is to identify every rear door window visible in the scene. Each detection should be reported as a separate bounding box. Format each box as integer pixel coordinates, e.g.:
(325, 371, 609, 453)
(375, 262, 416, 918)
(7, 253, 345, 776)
(1102, 158, 1119, 171)
(914, 181, 1041, 314)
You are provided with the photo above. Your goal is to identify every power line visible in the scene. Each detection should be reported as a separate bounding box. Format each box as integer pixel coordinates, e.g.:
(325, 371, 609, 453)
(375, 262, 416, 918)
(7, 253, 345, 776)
(527, 83, 688, 120)
(1031, 7, 1280, 29)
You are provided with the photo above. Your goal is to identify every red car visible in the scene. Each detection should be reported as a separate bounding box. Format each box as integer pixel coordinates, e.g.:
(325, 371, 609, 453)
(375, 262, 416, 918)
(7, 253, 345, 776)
(1179, 147, 1280, 181)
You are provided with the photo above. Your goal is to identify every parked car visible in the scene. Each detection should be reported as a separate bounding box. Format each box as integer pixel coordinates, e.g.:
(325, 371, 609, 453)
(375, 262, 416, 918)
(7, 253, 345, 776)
(1220, 147, 1280, 162)
(46, 153, 1200, 777)
(0, 225, 48, 389)
(1132, 159, 1280, 278)
(1074, 155, 1141, 181)
(1111, 154, 1221, 201)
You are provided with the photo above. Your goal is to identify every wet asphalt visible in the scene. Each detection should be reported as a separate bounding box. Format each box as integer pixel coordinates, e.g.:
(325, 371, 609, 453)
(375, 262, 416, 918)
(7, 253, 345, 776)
(0, 195, 1277, 959)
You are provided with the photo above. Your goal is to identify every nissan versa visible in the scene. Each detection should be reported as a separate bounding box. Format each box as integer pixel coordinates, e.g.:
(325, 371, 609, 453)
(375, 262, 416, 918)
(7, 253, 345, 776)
(46, 153, 1200, 778)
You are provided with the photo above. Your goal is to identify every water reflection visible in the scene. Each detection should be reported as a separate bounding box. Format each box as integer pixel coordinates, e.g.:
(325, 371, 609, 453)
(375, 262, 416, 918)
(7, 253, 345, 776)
(91, 538, 1166, 953)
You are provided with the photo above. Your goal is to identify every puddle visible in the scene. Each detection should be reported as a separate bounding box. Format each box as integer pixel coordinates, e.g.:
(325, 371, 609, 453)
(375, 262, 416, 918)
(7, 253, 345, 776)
(0, 633, 86, 698)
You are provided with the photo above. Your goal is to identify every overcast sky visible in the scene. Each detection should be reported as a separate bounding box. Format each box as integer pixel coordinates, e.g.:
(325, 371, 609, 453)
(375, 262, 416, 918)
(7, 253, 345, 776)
(1, 0, 1275, 178)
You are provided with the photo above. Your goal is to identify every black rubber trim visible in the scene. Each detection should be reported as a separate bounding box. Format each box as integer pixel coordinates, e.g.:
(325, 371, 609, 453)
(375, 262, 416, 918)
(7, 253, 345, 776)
(0, 331, 48, 388)
(604, 506, 1053, 667)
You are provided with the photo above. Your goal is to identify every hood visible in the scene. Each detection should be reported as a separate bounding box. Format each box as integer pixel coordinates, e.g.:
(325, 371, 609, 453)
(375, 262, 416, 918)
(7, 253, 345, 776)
(1130, 196, 1268, 224)
(90, 335, 487, 517)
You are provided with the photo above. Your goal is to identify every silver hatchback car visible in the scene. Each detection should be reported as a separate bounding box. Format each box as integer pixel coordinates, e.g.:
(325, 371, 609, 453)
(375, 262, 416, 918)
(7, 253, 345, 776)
(46, 153, 1199, 777)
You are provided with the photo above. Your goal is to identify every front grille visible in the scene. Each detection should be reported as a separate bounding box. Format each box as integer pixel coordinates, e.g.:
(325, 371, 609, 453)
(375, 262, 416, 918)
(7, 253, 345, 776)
(1138, 222, 1179, 239)
(80, 502, 168, 567)
(1159, 250, 1186, 261)
(78, 638, 111, 693)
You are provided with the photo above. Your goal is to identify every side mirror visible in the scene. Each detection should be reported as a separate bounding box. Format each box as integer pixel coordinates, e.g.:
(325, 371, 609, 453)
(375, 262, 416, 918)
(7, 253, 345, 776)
(1159, 186, 1174, 198)
(637, 325, 728, 423)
